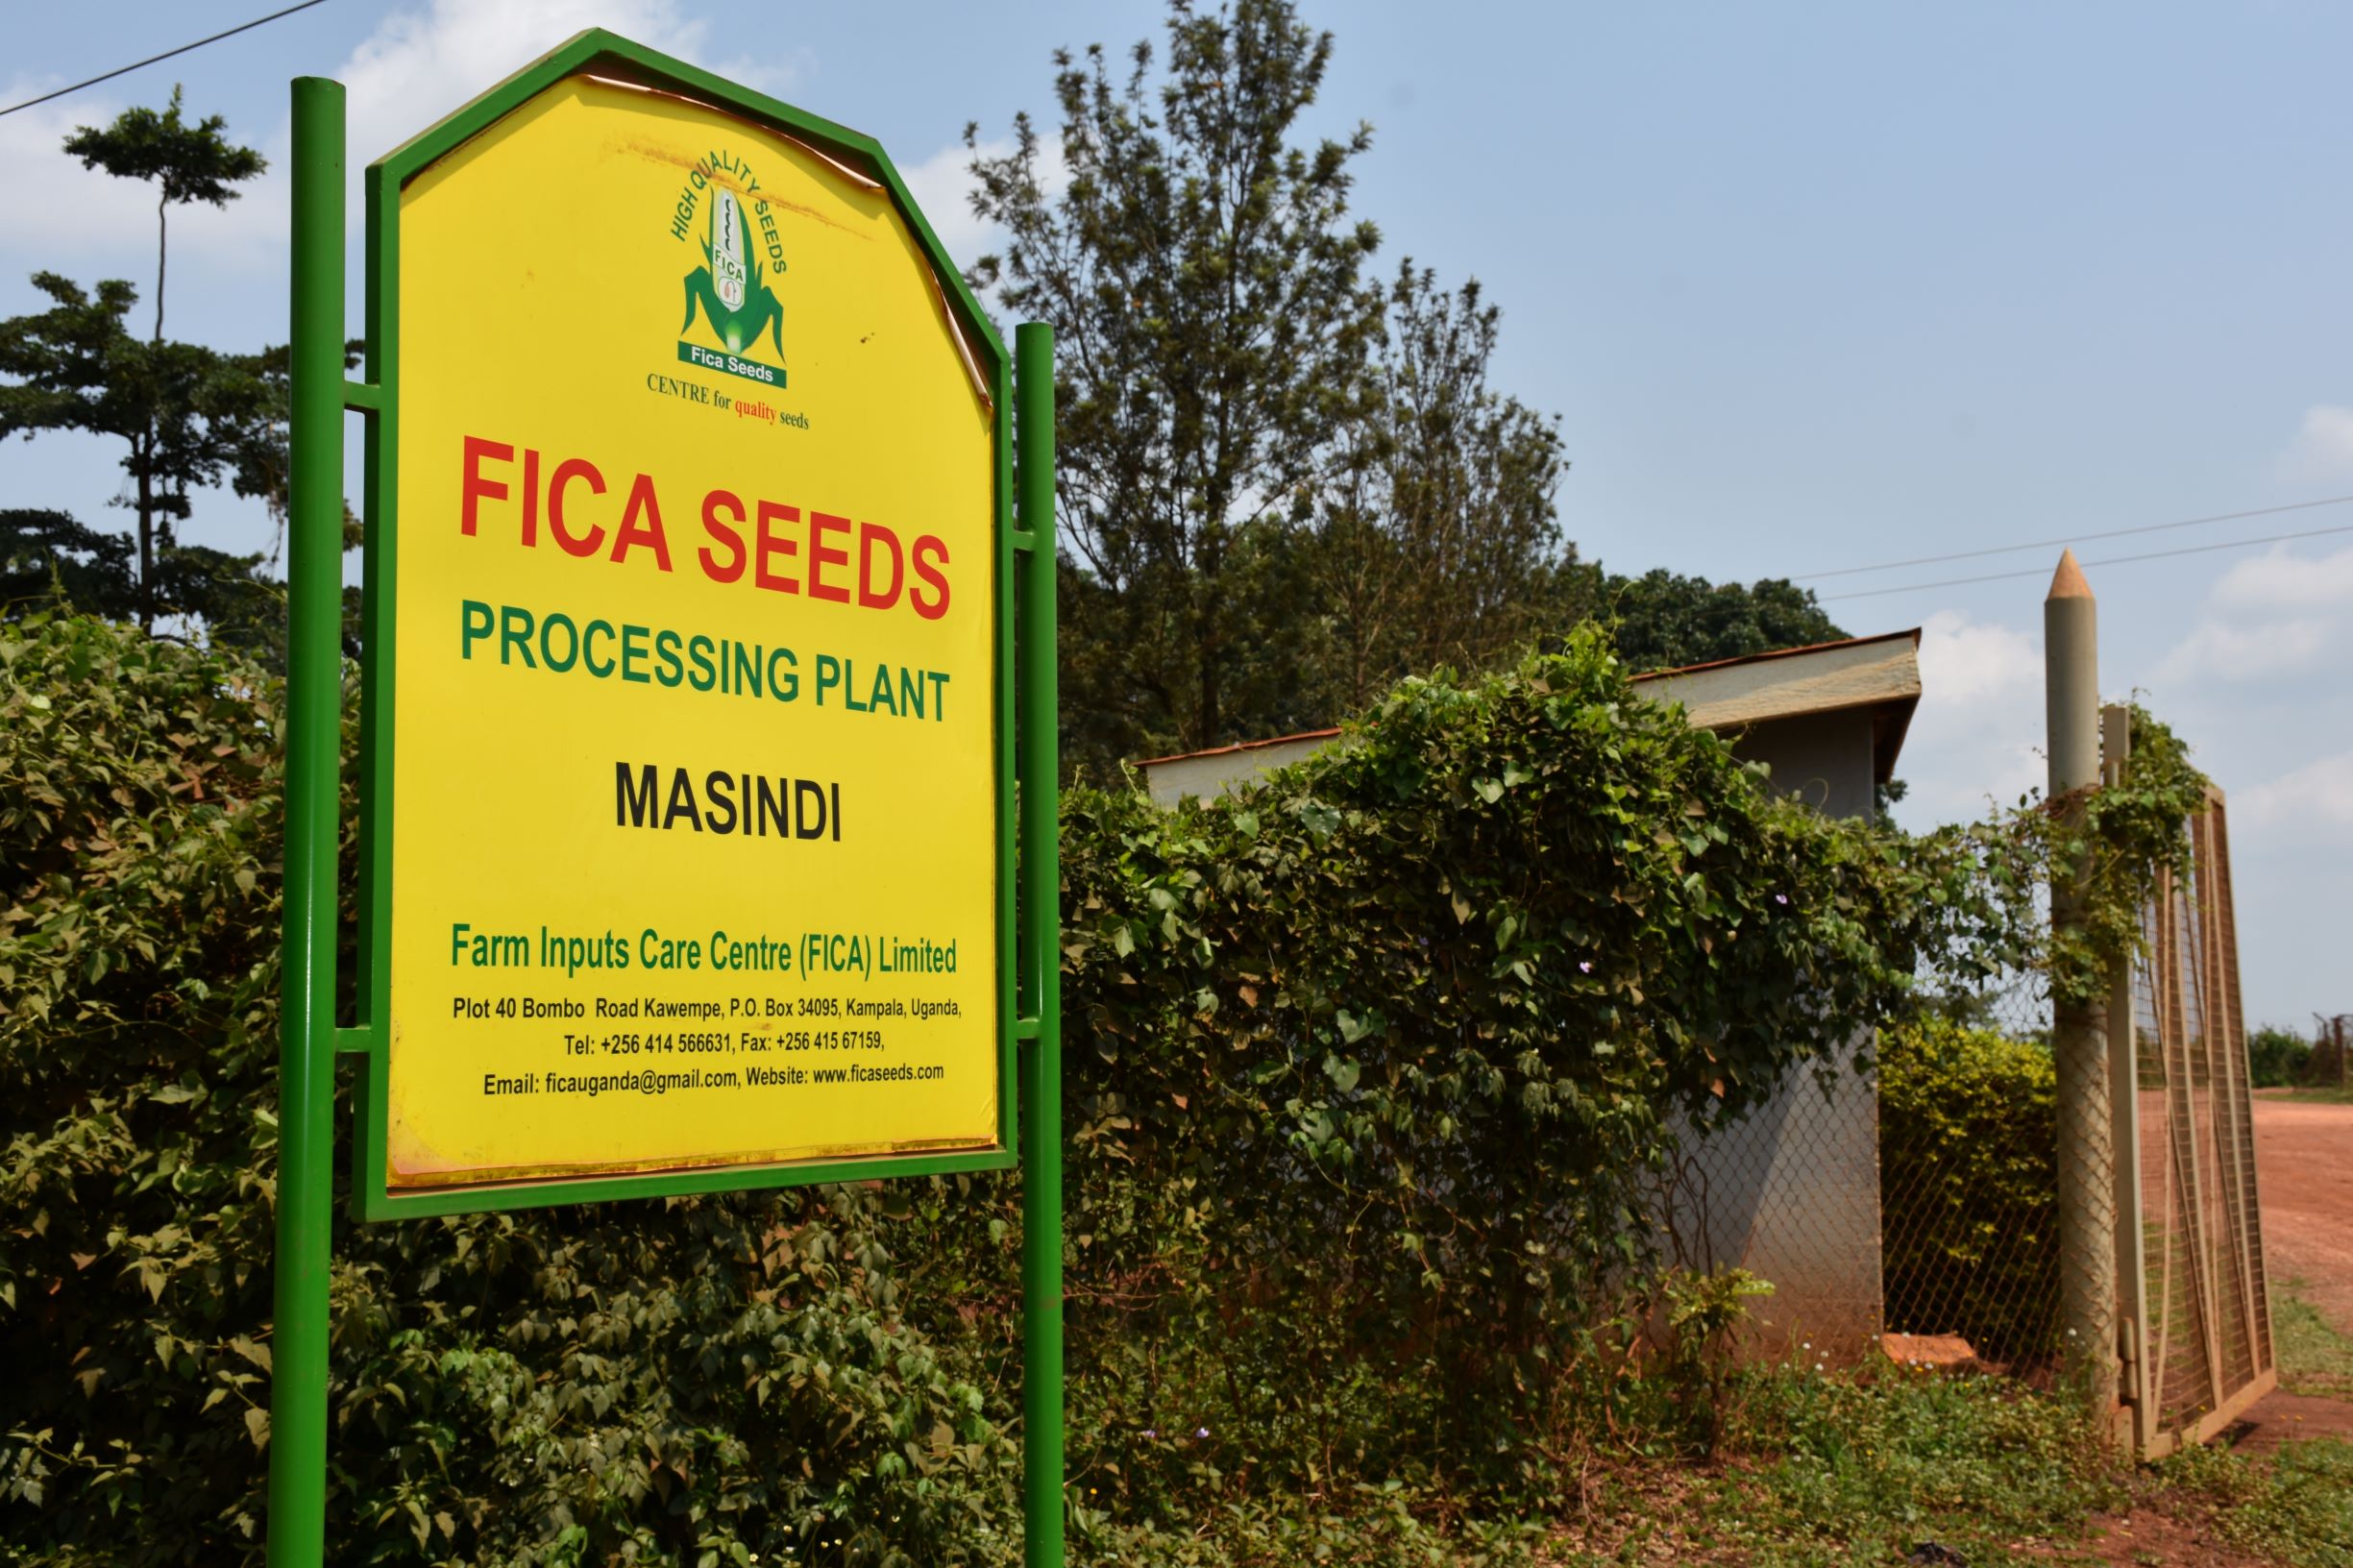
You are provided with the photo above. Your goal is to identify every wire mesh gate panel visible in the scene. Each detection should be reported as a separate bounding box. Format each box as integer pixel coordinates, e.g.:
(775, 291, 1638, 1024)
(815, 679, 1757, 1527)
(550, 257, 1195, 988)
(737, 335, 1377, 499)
(2122, 790, 2276, 1457)
(1877, 786, 2273, 1456)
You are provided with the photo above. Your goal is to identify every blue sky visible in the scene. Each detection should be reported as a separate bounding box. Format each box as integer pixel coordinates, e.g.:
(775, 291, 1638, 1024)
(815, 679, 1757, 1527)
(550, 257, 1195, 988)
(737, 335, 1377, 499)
(5, 0, 2349, 1029)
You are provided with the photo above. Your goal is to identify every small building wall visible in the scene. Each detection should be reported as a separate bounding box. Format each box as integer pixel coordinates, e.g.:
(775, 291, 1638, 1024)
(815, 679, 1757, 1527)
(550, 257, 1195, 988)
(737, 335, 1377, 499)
(1664, 711, 1883, 1363)
(1730, 710, 1878, 822)
(1140, 732, 1335, 808)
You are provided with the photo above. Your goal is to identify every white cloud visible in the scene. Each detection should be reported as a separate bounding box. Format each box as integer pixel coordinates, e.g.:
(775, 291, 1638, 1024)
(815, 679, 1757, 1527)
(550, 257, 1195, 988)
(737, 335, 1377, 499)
(2157, 617, 2333, 684)
(2156, 543, 2353, 685)
(337, 0, 805, 167)
(1, 4, 821, 301)
(899, 139, 999, 268)
(2209, 540, 2353, 615)
(898, 133, 1070, 279)
(1889, 609, 2047, 827)
(2278, 404, 2353, 482)
(1915, 606, 2041, 706)
(2237, 751, 2353, 845)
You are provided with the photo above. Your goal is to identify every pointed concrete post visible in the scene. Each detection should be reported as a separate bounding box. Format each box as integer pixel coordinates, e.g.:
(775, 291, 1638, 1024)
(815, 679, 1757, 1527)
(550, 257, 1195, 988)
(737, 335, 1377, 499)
(2046, 550, 2119, 1422)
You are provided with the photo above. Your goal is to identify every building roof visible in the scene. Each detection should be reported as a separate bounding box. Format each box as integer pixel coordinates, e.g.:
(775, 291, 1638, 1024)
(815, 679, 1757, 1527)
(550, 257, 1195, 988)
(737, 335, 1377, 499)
(1132, 727, 1342, 770)
(1133, 627, 1925, 800)
(1626, 627, 1923, 683)
(1630, 628, 1922, 785)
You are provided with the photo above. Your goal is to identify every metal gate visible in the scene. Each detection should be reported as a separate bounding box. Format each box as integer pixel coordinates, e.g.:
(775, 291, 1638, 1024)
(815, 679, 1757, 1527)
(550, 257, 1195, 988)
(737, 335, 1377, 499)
(2114, 785, 2276, 1457)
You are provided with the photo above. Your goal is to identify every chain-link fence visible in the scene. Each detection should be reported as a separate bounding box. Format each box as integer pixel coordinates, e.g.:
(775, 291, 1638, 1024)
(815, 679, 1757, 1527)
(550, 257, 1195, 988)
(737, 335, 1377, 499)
(1649, 676, 2275, 1457)
(1655, 1038, 1888, 1365)
(1878, 977, 2062, 1374)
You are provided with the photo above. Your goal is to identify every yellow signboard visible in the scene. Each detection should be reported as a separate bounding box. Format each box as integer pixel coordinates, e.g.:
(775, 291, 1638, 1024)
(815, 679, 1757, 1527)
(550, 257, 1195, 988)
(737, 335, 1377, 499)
(378, 72, 1003, 1192)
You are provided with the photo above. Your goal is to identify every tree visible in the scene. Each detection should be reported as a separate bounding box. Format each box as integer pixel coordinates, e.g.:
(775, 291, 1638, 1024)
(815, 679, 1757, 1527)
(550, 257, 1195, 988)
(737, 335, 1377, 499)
(968, 0, 1387, 768)
(0, 508, 136, 620)
(63, 85, 266, 344)
(1310, 260, 1580, 713)
(6, 90, 269, 631)
(0, 272, 281, 632)
(1599, 568, 1847, 674)
(967, 4, 1849, 772)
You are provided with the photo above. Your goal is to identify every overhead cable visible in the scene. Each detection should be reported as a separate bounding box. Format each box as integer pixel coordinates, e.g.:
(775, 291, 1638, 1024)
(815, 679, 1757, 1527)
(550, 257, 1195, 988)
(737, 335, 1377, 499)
(1818, 523, 2353, 602)
(0, 0, 334, 118)
(1794, 494, 2353, 582)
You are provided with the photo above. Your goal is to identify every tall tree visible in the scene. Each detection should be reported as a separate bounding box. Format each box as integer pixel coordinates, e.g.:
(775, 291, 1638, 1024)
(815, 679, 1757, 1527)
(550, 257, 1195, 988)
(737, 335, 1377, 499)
(968, 4, 1853, 771)
(1311, 260, 1580, 713)
(3, 93, 284, 635)
(63, 85, 266, 344)
(18, 90, 268, 630)
(968, 0, 1386, 768)
(0, 273, 279, 632)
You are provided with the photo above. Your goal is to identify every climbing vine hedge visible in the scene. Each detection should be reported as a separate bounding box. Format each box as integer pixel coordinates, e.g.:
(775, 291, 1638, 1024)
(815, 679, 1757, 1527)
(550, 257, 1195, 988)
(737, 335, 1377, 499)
(2, 614, 2033, 1564)
(1052, 630, 2027, 1509)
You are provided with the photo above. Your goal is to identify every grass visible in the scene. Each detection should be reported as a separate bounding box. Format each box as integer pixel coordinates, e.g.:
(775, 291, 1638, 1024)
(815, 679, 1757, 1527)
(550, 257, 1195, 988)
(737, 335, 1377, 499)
(2159, 1434, 2353, 1567)
(1545, 1367, 2132, 1566)
(1537, 1357, 2353, 1568)
(1087, 1285, 2353, 1566)
(2265, 1084, 2353, 1105)
(2275, 1279, 2353, 1401)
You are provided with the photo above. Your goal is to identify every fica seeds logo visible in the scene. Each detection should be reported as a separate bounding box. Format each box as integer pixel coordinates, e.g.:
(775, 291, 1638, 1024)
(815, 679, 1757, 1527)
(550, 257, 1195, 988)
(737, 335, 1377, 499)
(671, 150, 787, 388)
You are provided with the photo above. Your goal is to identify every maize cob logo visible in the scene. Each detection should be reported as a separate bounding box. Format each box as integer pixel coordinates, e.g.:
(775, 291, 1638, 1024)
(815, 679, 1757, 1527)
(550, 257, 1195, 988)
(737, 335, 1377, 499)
(682, 186, 784, 362)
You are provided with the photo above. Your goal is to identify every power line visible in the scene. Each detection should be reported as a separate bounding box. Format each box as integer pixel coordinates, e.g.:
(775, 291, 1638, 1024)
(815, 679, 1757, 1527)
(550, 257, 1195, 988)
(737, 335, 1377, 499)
(1819, 523, 2353, 602)
(1793, 494, 2353, 582)
(0, 0, 334, 118)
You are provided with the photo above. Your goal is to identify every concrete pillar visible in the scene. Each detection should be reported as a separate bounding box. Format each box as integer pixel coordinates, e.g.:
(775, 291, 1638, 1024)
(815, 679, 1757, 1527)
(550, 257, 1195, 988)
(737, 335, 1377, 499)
(2046, 550, 2119, 1419)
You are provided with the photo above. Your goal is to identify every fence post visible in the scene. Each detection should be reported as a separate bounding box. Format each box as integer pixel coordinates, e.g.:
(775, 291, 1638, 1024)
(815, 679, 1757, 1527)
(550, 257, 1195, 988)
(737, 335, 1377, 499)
(2102, 704, 2148, 1451)
(2046, 551, 2118, 1422)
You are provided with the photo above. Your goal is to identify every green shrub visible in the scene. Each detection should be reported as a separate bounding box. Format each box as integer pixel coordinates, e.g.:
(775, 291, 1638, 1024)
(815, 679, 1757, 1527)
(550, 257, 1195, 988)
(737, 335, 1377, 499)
(0, 615, 1021, 1566)
(2249, 1024, 2315, 1089)
(2, 614, 2007, 1563)
(1055, 631, 2009, 1526)
(1878, 1017, 2061, 1362)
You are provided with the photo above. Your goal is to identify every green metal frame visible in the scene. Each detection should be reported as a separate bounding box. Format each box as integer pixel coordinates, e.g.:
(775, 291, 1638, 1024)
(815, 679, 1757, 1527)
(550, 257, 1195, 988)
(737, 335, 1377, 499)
(338, 30, 1022, 1216)
(276, 32, 1063, 1566)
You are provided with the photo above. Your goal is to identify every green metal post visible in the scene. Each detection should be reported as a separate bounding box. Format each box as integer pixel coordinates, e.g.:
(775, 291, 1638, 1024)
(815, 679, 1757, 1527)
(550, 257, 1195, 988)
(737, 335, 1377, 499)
(1016, 322, 1063, 1566)
(269, 75, 345, 1568)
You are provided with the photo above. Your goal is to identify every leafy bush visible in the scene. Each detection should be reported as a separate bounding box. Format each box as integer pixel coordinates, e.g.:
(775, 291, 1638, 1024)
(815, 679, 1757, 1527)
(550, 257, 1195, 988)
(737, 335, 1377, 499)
(0, 615, 1022, 1566)
(2249, 1023, 2315, 1089)
(1878, 1018, 2061, 1362)
(3, 614, 2002, 1563)
(1054, 630, 2006, 1527)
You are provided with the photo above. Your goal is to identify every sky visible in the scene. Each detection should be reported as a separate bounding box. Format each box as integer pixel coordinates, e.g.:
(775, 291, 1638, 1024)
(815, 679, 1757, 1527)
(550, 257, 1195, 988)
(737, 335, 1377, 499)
(3, 0, 2348, 1029)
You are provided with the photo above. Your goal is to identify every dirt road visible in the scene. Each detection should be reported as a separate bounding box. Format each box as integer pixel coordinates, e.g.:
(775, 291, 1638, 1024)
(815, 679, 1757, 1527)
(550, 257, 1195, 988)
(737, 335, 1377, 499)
(2253, 1092, 2353, 1333)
